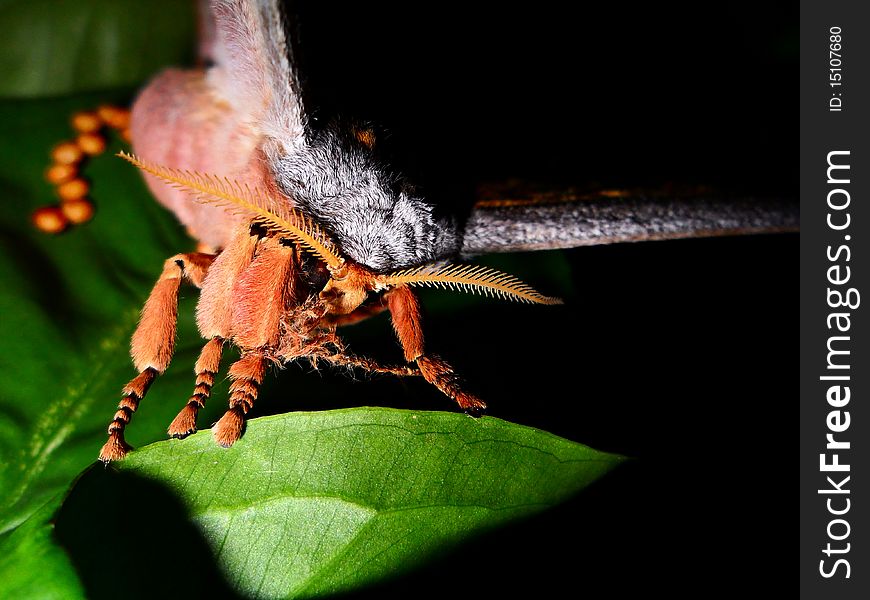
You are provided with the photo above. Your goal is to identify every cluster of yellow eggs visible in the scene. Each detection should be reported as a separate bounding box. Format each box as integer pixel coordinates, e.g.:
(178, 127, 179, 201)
(31, 105, 130, 233)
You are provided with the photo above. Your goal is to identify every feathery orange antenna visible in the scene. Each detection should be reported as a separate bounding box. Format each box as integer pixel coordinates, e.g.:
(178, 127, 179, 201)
(118, 152, 345, 270)
(381, 264, 563, 305)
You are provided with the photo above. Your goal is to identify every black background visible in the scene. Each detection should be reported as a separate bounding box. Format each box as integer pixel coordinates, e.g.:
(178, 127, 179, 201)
(293, 2, 796, 596)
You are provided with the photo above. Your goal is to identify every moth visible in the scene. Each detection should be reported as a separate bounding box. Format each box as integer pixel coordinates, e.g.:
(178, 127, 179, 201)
(96, 0, 797, 462)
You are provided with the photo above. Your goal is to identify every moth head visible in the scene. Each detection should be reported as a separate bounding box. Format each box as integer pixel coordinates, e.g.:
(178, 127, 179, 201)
(319, 262, 379, 314)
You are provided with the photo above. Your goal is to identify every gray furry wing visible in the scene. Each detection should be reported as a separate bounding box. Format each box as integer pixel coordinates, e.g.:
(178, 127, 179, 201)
(460, 183, 799, 257)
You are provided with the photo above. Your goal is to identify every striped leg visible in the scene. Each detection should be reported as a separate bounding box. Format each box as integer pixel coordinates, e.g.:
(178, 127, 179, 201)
(167, 337, 225, 438)
(98, 252, 214, 462)
(212, 352, 266, 448)
(99, 369, 157, 462)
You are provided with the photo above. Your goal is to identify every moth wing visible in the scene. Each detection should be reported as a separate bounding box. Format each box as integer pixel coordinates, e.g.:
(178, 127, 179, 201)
(203, 0, 305, 143)
(461, 182, 799, 257)
(196, 0, 217, 65)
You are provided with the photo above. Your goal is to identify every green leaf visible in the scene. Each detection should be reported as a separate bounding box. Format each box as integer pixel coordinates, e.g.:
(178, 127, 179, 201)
(0, 94, 213, 594)
(0, 494, 85, 600)
(0, 0, 195, 98)
(0, 2, 197, 592)
(113, 408, 622, 599)
(0, 94, 198, 533)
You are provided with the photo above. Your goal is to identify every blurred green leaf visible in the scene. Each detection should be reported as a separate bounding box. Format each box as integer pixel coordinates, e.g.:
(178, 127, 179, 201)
(0, 0, 195, 98)
(118, 408, 621, 598)
(0, 2, 196, 592)
(0, 95, 201, 534)
(0, 94, 210, 596)
(0, 494, 85, 600)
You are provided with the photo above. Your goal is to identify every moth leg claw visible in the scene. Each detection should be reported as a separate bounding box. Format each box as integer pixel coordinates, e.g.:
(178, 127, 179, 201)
(167, 403, 199, 439)
(213, 406, 247, 448)
(464, 404, 487, 419)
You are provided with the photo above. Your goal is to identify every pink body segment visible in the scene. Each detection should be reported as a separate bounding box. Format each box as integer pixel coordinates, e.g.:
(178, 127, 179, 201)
(130, 68, 264, 250)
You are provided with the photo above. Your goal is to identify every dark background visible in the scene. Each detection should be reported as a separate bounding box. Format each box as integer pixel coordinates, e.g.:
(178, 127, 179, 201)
(289, 2, 796, 596)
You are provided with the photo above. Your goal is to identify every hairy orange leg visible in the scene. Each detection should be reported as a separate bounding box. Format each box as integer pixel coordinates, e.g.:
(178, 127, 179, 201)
(212, 352, 266, 448)
(99, 252, 215, 462)
(167, 337, 225, 438)
(208, 235, 304, 448)
(322, 352, 420, 377)
(386, 286, 487, 415)
(230, 237, 298, 348)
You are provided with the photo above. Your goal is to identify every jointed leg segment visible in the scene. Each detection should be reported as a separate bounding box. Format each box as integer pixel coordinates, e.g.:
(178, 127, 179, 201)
(212, 352, 266, 448)
(130, 252, 213, 372)
(386, 286, 486, 414)
(99, 368, 157, 462)
(167, 337, 225, 438)
(99, 252, 215, 463)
